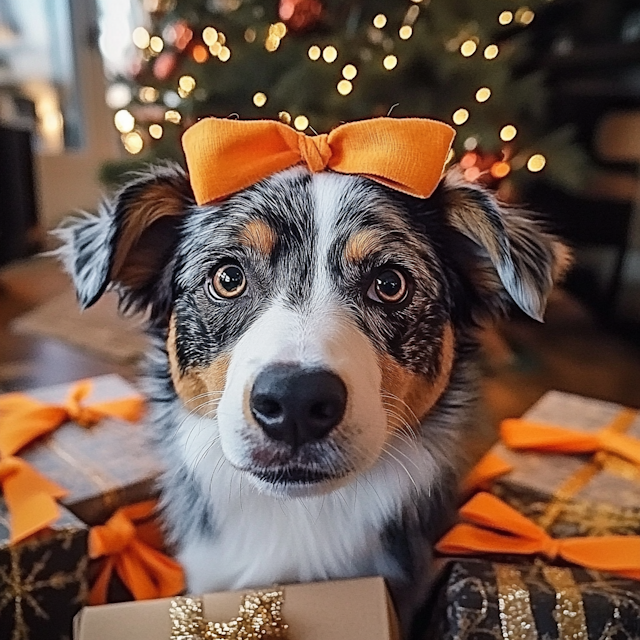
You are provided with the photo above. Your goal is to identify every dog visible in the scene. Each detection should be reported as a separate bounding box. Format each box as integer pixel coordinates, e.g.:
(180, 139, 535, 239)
(58, 142, 567, 634)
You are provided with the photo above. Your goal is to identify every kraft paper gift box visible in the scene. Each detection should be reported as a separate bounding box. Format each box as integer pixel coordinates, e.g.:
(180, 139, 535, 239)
(469, 391, 640, 538)
(0, 497, 89, 640)
(3, 374, 163, 526)
(74, 577, 399, 640)
(425, 559, 640, 640)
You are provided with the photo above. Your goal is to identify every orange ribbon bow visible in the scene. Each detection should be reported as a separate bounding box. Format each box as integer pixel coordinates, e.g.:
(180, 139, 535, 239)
(182, 116, 455, 205)
(501, 412, 640, 467)
(89, 500, 185, 605)
(0, 380, 145, 543)
(461, 450, 514, 494)
(436, 492, 640, 581)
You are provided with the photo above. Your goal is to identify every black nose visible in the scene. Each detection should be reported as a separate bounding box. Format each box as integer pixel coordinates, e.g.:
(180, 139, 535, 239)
(250, 364, 347, 449)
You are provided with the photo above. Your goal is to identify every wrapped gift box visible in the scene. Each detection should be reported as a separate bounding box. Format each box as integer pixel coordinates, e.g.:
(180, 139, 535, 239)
(426, 559, 640, 640)
(486, 391, 640, 537)
(14, 375, 162, 526)
(1, 497, 89, 640)
(74, 577, 399, 640)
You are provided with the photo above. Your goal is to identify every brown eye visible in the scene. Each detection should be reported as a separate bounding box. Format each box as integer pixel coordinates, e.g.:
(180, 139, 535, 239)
(367, 268, 408, 304)
(207, 263, 246, 299)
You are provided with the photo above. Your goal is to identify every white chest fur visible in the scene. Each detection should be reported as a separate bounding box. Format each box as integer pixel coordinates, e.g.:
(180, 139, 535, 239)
(174, 409, 437, 593)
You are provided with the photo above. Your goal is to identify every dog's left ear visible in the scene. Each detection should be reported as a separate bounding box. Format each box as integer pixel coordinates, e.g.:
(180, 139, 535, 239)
(56, 162, 194, 317)
(438, 170, 571, 321)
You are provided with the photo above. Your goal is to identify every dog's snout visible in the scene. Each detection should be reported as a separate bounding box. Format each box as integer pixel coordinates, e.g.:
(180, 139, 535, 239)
(250, 364, 347, 448)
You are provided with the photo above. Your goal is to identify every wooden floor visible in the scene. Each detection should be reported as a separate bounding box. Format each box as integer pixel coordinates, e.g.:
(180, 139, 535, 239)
(1, 258, 639, 447)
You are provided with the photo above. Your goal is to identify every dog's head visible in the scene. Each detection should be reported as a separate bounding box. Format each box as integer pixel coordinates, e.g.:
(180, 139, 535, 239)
(59, 162, 568, 497)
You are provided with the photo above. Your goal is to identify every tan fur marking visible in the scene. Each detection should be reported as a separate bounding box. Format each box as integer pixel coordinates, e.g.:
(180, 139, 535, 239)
(167, 314, 230, 415)
(344, 230, 384, 263)
(379, 323, 455, 433)
(238, 220, 277, 256)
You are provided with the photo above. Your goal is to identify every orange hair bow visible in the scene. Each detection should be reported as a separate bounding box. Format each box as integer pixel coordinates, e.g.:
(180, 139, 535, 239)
(436, 492, 640, 580)
(0, 380, 145, 543)
(501, 411, 640, 466)
(181, 116, 455, 205)
(89, 500, 185, 605)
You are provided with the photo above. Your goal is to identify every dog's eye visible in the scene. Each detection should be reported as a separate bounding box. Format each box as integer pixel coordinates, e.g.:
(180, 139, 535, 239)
(367, 268, 409, 304)
(207, 263, 247, 299)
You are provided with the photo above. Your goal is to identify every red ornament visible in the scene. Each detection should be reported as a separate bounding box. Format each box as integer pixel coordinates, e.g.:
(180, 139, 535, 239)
(279, 0, 323, 32)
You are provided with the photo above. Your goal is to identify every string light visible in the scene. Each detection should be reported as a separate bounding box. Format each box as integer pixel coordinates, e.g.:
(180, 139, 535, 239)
(308, 45, 321, 60)
(500, 124, 517, 141)
(452, 108, 469, 125)
(337, 79, 353, 95)
(253, 92, 267, 107)
(516, 7, 535, 24)
(498, 11, 513, 25)
(475, 87, 491, 102)
(323, 46, 338, 63)
(219, 46, 231, 61)
(123, 131, 144, 154)
(383, 54, 398, 70)
(192, 44, 208, 63)
(149, 36, 164, 52)
(149, 124, 163, 139)
(399, 26, 413, 40)
(279, 111, 292, 124)
(132, 27, 150, 49)
(179, 75, 196, 93)
(460, 40, 477, 57)
(203, 27, 218, 45)
(139, 86, 159, 103)
(484, 44, 499, 59)
(342, 64, 357, 80)
(114, 109, 135, 133)
(294, 115, 309, 131)
(244, 28, 256, 43)
(165, 110, 181, 124)
(491, 161, 511, 178)
(373, 14, 387, 28)
(527, 154, 546, 172)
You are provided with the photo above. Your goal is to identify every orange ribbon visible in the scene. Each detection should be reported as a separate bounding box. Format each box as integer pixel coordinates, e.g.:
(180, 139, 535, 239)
(182, 116, 455, 205)
(436, 492, 640, 580)
(0, 380, 145, 542)
(89, 500, 185, 605)
(501, 410, 640, 466)
(462, 450, 514, 494)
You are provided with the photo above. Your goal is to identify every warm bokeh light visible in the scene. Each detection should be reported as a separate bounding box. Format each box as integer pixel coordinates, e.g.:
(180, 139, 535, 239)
(149, 36, 164, 53)
(527, 154, 546, 172)
(209, 42, 222, 56)
(383, 55, 398, 70)
(123, 131, 144, 154)
(202, 27, 218, 46)
(491, 161, 511, 178)
(149, 124, 163, 139)
(460, 40, 477, 57)
(337, 80, 353, 95)
(179, 75, 196, 93)
(342, 64, 357, 80)
(475, 87, 491, 102)
(399, 26, 413, 40)
(132, 27, 150, 49)
(114, 109, 135, 133)
(279, 111, 292, 124)
(165, 110, 181, 124)
(253, 92, 267, 107)
(498, 11, 513, 25)
(500, 124, 517, 142)
(218, 46, 231, 61)
(323, 46, 338, 63)
(244, 28, 256, 43)
(373, 14, 387, 28)
(452, 108, 469, 125)
(484, 44, 499, 60)
(192, 44, 208, 63)
(294, 115, 309, 131)
(516, 8, 535, 24)
(308, 45, 321, 60)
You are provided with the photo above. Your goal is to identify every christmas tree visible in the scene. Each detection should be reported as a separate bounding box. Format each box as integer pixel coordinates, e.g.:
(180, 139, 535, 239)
(102, 0, 587, 194)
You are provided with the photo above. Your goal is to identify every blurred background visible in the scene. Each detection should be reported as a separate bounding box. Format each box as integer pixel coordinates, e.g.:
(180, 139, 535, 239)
(0, 0, 638, 424)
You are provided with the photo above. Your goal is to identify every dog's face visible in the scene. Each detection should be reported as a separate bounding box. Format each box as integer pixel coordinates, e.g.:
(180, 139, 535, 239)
(59, 163, 568, 498)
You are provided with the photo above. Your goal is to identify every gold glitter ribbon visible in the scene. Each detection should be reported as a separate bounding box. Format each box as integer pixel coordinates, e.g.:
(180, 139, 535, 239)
(542, 566, 587, 640)
(539, 408, 639, 530)
(495, 565, 538, 640)
(170, 591, 288, 640)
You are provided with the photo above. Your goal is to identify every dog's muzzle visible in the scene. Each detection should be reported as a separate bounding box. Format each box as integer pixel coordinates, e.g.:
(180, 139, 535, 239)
(250, 364, 347, 450)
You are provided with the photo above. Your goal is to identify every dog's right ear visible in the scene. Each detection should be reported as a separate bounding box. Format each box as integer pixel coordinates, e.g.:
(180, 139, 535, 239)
(56, 163, 194, 316)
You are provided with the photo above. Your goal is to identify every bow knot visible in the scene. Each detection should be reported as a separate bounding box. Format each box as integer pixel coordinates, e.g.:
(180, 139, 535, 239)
(65, 381, 103, 427)
(182, 116, 455, 205)
(0, 456, 22, 481)
(297, 133, 331, 172)
(542, 538, 562, 561)
(94, 510, 137, 554)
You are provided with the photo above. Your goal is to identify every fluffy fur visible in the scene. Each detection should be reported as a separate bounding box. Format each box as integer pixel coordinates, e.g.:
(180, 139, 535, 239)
(57, 161, 566, 637)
